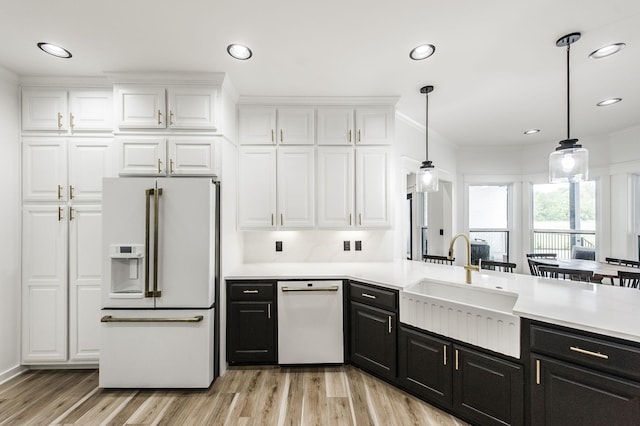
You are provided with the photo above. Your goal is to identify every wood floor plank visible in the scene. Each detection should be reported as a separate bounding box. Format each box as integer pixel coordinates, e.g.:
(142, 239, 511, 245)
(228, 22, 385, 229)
(0, 366, 467, 426)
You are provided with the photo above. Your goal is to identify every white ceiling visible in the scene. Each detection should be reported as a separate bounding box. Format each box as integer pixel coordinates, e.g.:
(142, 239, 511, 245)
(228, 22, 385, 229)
(1, 0, 639, 147)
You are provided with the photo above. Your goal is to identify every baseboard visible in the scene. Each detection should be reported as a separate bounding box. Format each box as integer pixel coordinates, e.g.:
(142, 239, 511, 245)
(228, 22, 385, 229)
(0, 365, 27, 385)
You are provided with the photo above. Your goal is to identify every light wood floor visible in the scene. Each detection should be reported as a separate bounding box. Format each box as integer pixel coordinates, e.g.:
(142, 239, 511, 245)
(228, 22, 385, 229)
(0, 366, 467, 425)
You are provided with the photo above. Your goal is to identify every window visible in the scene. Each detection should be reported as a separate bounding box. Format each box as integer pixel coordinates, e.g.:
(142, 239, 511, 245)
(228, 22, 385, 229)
(468, 185, 510, 263)
(532, 181, 596, 259)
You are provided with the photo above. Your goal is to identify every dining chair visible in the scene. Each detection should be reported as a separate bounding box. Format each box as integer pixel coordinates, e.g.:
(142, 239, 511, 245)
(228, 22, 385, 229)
(423, 254, 454, 265)
(527, 259, 557, 276)
(538, 266, 594, 283)
(480, 260, 517, 273)
(526, 253, 558, 259)
(618, 271, 640, 289)
(605, 257, 640, 268)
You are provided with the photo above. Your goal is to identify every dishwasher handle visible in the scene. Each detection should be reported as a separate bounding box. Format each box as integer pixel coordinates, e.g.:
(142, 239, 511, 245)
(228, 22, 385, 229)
(280, 285, 340, 292)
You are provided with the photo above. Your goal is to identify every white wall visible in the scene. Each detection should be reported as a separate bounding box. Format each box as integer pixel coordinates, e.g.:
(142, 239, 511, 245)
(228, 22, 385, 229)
(0, 66, 22, 383)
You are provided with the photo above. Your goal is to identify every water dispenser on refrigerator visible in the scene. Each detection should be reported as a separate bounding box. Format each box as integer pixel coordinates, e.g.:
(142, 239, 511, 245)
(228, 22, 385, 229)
(109, 244, 144, 297)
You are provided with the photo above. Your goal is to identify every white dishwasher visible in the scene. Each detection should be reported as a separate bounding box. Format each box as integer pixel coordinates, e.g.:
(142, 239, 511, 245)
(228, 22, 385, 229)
(277, 280, 344, 364)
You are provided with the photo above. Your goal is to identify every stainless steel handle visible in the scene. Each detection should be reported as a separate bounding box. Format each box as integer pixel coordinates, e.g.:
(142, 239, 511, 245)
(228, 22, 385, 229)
(157, 109, 162, 125)
(243, 290, 259, 294)
(361, 293, 377, 299)
(388, 316, 392, 333)
(268, 303, 271, 319)
(443, 345, 447, 366)
(570, 346, 609, 360)
(455, 349, 459, 371)
(144, 189, 153, 297)
(281, 286, 340, 292)
(69, 206, 74, 221)
(57, 184, 63, 200)
(101, 315, 203, 323)
(536, 359, 541, 385)
(153, 187, 163, 297)
(58, 206, 63, 221)
(69, 185, 74, 200)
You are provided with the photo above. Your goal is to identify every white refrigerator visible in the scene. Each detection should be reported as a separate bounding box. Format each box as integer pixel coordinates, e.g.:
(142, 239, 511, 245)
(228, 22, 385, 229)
(100, 177, 219, 388)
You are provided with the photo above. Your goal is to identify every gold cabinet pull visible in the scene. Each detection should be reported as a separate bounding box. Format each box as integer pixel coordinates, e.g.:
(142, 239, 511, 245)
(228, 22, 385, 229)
(271, 129, 275, 143)
(455, 349, 459, 371)
(144, 188, 152, 297)
(268, 303, 271, 319)
(359, 213, 362, 226)
(570, 346, 609, 359)
(170, 159, 174, 174)
(69, 113, 75, 129)
(69, 206, 75, 221)
(361, 293, 377, 299)
(157, 158, 162, 173)
(169, 110, 174, 125)
(280, 129, 283, 142)
(348, 129, 352, 143)
(388, 316, 392, 333)
(101, 315, 203, 323)
(57, 184, 63, 200)
(358, 129, 361, 142)
(349, 213, 352, 226)
(536, 359, 541, 385)
(157, 109, 163, 125)
(280, 213, 283, 226)
(443, 345, 447, 366)
(58, 206, 63, 221)
(271, 213, 274, 226)
(69, 185, 74, 200)
(57, 112, 63, 129)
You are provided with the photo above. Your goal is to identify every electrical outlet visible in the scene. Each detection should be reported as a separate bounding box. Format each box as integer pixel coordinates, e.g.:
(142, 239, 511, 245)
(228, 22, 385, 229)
(343, 240, 350, 251)
(275, 241, 283, 252)
(355, 240, 362, 251)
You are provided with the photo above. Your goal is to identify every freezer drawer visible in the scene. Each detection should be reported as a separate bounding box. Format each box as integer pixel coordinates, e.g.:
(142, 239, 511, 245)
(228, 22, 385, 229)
(99, 309, 214, 388)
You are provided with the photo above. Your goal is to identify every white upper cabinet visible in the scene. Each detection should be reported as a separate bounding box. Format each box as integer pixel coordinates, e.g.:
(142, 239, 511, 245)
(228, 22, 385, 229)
(238, 106, 315, 145)
(115, 85, 218, 130)
(317, 106, 394, 145)
(238, 146, 277, 229)
(22, 89, 113, 132)
(316, 147, 355, 228)
(277, 147, 315, 228)
(117, 137, 168, 176)
(356, 147, 390, 227)
(22, 138, 68, 202)
(168, 137, 220, 176)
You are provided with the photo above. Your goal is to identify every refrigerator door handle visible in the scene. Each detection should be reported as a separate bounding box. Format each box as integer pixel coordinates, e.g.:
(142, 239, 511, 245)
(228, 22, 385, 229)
(101, 315, 203, 323)
(153, 187, 163, 297)
(145, 188, 153, 297)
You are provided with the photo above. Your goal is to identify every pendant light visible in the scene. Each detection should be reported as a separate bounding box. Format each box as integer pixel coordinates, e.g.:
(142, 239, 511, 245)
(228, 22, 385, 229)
(549, 32, 588, 183)
(417, 85, 439, 192)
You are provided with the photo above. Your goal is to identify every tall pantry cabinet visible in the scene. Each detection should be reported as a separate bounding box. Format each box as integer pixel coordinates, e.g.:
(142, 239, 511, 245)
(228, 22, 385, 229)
(20, 82, 115, 364)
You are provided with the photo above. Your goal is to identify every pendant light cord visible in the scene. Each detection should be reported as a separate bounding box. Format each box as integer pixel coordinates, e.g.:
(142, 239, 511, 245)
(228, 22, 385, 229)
(425, 90, 429, 161)
(566, 42, 571, 140)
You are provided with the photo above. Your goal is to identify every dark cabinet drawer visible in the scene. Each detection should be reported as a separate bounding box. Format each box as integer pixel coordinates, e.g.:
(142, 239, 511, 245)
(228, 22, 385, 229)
(350, 281, 397, 311)
(229, 282, 274, 301)
(530, 324, 640, 381)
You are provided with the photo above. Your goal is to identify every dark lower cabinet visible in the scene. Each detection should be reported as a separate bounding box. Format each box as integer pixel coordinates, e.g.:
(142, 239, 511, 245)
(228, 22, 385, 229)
(454, 345, 524, 426)
(350, 301, 397, 381)
(530, 355, 640, 426)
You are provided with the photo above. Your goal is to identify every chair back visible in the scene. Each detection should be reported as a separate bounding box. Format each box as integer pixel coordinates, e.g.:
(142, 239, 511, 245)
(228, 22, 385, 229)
(526, 253, 558, 259)
(423, 254, 454, 265)
(480, 260, 516, 273)
(606, 257, 640, 268)
(618, 271, 640, 289)
(538, 266, 593, 282)
(528, 259, 557, 276)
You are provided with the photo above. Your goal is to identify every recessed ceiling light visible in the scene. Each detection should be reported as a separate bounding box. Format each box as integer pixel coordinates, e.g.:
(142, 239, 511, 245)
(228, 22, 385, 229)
(524, 129, 540, 135)
(410, 44, 436, 60)
(227, 44, 252, 60)
(589, 43, 626, 59)
(597, 98, 622, 106)
(37, 42, 72, 58)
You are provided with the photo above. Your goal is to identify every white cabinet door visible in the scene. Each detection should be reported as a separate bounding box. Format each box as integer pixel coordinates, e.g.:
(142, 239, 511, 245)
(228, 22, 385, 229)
(22, 89, 68, 131)
(117, 137, 167, 176)
(277, 107, 315, 145)
(277, 147, 315, 228)
(68, 205, 102, 362)
(22, 205, 68, 362)
(355, 106, 394, 145)
(69, 138, 115, 201)
(168, 138, 219, 176)
(115, 86, 166, 129)
(356, 147, 390, 227)
(69, 90, 114, 131)
(238, 146, 276, 229)
(167, 87, 218, 130)
(238, 106, 277, 145)
(22, 138, 67, 202)
(317, 107, 354, 145)
(317, 147, 354, 228)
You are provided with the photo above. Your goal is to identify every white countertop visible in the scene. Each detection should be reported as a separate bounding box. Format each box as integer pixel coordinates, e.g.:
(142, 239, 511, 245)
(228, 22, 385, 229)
(226, 260, 640, 344)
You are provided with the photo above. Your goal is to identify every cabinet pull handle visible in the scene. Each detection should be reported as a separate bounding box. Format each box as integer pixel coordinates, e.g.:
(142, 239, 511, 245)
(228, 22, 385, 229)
(455, 349, 459, 371)
(101, 315, 203, 323)
(268, 303, 271, 319)
(69, 185, 74, 200)
(271, 129, 275, 143)
(157, 110, 162, 125)
(280, 129, 283, 142)
(359, 213, 362, 226)
(69, 206, 74, 221)
(157, 158, 163, 173)
(69, 113, 75, 129)
(349, 213, 352, 226)
(570, 346, 609, 360)
(243, 290, 259, 294)
(170, 159, 174, 174)
(280, 213, 283, 226)
(57, 112, 63, 129)
(358, 129, 361, 142)
(443, 345, 447, 366)
(169, 110, 174, 125)
(388, 316, 392, 333)
(361, 293, 376, 299)
(348, 129, 352, 143)
(271, 213, 274, 226)
(57, 184, 63, 200)
(536, 359, 541, 385)
(58, 206, 63, 221)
